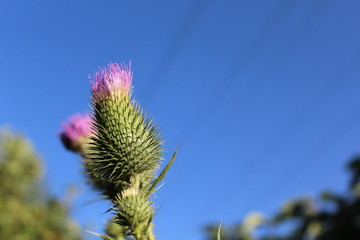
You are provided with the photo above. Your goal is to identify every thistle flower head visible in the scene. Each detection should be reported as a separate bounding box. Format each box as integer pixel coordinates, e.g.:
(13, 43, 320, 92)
(88, 62, 163, 188)
(59, 113, 93, 153)
(90, 62, 133, 102)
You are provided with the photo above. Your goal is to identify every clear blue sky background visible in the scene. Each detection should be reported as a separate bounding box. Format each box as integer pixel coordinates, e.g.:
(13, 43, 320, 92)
(1, 0, 360, 239)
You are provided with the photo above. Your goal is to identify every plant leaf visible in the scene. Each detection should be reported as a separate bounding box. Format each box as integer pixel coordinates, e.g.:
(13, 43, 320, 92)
(148, 150, 177, 195)
(217, 222, 222, 240)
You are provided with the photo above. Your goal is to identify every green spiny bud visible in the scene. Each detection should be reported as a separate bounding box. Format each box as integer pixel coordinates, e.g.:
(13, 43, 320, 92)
(114, 191, 155, 238)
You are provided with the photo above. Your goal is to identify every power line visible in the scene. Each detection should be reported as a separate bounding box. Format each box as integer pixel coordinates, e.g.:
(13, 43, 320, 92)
(211, 0, 342, 206)
(176, 0, 331, 202)
(226, 51, 360, 211)
(205, 0, 335, 154)
(242, 99, 360, 211)
(221, 0, 335, 121)
(180, 0, 299, 145)
(160, 0, 299, 207)
(231, 51, 360, 192)
(140, 0, 212, 103)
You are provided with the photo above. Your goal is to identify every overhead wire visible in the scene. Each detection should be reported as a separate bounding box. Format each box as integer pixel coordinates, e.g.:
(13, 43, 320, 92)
(155, 0, 299, 208)
(231, 51, 360, 212)
(234, 51, 360, 193)
(207, 0, 336, 156)
(242, 92, 360, 211)
(140, 0, 212, 104)
(211, 0, 338, 206)
(219, 0, 336, 121)
(161, 0, 300, 203)
(179, 0, 299, 144)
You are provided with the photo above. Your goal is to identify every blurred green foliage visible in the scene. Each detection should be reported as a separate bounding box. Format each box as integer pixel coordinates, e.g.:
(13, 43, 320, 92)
(206, 157, 360, 240)
(0, 130, 81, 240)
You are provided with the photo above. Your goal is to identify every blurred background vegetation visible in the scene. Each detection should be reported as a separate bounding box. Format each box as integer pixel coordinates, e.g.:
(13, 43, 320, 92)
(206, 157, 360, 240)
(0, 129, 81, 240)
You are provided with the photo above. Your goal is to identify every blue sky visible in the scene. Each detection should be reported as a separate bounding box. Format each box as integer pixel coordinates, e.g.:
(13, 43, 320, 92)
(1, 0, 360, 239)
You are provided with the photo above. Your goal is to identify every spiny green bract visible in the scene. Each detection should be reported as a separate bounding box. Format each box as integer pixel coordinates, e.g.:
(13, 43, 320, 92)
(114, 193, 155, 237)
(87, 95, 163, 188)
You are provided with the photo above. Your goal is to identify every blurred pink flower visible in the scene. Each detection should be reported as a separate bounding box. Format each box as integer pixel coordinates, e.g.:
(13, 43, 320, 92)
(90, 62, 133, 101)
(59, 113, 93, 153)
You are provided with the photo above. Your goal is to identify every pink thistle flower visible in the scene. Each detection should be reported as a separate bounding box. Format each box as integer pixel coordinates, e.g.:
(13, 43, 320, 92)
(89, 62, 133, 102)
(59, 113, 93, 153)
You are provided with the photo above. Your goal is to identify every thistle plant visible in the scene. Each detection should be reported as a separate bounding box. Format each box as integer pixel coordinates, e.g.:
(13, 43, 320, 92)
(60, 62, 175, 240)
